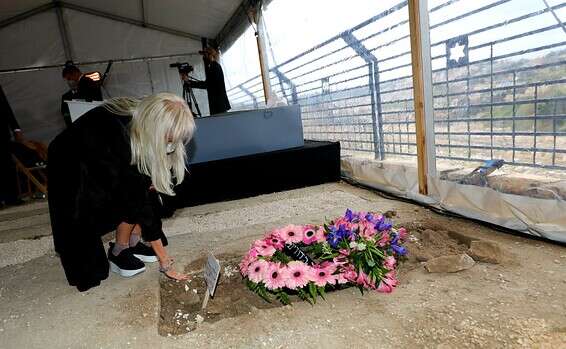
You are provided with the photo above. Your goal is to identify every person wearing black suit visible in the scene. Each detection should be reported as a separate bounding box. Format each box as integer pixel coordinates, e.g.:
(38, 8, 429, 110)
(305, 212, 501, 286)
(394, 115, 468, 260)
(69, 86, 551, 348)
(182, 47, 231, 115)
(61, 64, 103, 127)
(0, 84, 23, 206)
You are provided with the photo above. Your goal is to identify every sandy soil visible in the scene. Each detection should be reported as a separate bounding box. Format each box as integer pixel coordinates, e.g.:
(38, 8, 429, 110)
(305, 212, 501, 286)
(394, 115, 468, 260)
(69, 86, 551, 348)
(0, 182, 565, 348)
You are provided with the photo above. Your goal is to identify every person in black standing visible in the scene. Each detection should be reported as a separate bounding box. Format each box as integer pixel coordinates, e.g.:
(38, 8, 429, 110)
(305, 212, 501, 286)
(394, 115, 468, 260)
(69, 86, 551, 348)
(183, 47, 231, 115)
(61, 62, 103, 127)
(0, 84, 24, 207)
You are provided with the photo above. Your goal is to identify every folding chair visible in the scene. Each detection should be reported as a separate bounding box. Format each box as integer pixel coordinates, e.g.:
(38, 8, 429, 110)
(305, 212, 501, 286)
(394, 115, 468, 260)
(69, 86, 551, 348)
(12, 154, 47, 198)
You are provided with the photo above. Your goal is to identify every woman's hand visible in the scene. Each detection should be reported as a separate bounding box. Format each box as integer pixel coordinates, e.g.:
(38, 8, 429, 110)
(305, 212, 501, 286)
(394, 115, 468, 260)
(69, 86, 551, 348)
(164, 268, 189, 281)
(150, 239, 190, 281)
(160, 257, 189, 281)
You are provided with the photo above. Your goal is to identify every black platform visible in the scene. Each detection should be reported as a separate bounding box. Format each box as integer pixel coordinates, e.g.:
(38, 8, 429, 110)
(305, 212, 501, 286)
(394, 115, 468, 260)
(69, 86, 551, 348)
(171, 140, 340, 208)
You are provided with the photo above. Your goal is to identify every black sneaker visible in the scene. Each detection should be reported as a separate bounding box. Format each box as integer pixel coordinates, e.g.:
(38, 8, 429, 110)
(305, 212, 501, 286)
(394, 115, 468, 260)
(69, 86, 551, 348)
(108, 243, 146, 277)
(130, 241, 158, 263)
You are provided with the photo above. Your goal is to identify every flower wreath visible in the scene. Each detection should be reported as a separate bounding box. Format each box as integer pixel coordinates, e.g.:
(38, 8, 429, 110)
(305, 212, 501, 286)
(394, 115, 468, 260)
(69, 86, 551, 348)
(239, 209, 408, 304)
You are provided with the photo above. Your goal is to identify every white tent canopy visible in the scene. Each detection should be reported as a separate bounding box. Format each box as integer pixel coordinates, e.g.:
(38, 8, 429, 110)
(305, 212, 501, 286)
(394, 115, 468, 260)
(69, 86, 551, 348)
(0, 0, 257, 142)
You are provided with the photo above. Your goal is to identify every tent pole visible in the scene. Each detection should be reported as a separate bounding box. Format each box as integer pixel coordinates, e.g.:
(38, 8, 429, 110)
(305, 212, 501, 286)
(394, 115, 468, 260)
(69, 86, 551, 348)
(59, 1, 202, 42)
(0, 3, 55, 30)
(408, 0, 436, 195)
(249, 6, 271, 104)
(140, 0, 147, 26)
(54, 1, 73, 62)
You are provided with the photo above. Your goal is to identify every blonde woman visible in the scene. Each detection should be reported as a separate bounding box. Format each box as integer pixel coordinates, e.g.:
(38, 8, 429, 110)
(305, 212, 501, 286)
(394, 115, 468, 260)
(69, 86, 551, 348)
(48, 93, 195, 292)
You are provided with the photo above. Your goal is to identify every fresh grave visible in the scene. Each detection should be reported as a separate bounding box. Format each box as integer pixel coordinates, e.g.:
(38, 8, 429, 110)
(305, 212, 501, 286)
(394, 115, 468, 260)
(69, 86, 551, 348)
(239, 209, 408, 305)
(158, 253, 282, 336)
(158, 209, 408, 336)
(157, 211, 512, 337)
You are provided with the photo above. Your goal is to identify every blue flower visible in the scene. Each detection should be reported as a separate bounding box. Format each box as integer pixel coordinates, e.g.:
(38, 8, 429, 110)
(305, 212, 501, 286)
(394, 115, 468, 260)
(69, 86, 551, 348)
(327, 224, 353, 248)
(327, 231, 342, 248)
(375, 217, 392, 232)
(344, 209, 354, 222)
(391, 244, 407, 256)
(390, 232, 399, 245)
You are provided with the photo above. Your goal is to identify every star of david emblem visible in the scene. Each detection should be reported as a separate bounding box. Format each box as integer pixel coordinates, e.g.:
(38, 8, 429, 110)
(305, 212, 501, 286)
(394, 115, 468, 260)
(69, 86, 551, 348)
(446, 35, 469, 68)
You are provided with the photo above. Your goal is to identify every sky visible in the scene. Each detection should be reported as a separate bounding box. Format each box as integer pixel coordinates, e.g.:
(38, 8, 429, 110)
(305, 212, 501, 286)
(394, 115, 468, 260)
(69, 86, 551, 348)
(221, 0, 566, 98)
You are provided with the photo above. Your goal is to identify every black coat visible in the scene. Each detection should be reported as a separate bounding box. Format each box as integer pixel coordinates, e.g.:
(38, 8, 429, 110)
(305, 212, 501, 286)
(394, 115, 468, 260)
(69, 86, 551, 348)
(189, 61, 231, 115)
(48, 106, 169, 292)
(0, 85, 19, 143)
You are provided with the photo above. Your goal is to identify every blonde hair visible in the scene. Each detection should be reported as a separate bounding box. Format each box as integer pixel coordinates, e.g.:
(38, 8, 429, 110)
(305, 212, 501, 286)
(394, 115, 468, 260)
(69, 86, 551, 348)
(103, 93, 196, 196)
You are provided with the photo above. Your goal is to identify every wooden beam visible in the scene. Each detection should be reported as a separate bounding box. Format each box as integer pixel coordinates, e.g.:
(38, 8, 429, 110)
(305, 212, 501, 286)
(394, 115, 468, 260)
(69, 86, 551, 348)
(12, 156, 48, 195)
(408, 0, 436, 195)
(249, 6, 271, 103)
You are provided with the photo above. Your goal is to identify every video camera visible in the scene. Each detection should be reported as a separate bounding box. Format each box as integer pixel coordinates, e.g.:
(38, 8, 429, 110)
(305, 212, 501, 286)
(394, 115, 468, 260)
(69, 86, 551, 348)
(169, 62, 194, 75)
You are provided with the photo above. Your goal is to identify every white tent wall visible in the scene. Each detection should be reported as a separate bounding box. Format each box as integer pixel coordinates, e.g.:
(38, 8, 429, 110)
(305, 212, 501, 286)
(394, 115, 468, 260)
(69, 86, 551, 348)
(0, 10, 65, 70)
(63, 9, 201, 62)
(0, 7, 209, 143)
(62, 0, 142, 20)
(0, 68, 65, 142)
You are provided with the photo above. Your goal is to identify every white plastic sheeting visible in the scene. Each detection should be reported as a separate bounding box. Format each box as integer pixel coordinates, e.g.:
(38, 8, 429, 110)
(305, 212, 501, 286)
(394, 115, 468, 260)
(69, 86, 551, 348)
(342, 157, 566, 243)
(0, 0, 242, 39)
(0, 68, 65, 142)
(0, 11, 65, 70)
(0, 8, 211, 143)
(64, 9, 200, 62)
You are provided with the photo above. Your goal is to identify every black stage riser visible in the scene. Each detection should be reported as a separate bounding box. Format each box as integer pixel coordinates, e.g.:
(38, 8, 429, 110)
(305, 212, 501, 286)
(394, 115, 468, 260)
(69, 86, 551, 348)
(170, 141, 340, 208)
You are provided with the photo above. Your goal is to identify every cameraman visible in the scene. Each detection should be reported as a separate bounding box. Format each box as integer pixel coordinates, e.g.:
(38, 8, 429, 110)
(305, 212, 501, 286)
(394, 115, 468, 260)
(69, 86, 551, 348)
(182, 47, 231, 115)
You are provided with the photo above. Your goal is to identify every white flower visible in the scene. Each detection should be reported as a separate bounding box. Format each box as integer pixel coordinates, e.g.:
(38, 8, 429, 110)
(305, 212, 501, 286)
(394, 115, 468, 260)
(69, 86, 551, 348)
(357, 242, 367, 251)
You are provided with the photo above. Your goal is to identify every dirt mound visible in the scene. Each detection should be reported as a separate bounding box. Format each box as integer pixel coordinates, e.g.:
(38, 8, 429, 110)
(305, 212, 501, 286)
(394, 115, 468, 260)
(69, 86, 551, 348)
(158, 253, 281, 336)
(399, 222, 514, 272)
(401, 224, 469, 264)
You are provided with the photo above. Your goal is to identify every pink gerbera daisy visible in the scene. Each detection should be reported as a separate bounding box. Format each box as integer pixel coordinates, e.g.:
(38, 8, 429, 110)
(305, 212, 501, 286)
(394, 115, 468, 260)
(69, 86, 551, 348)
(239, 253, 258, 276)
(301, 225, 319, 244)
(278, 225, 304, 243)
(247, 260, 269, 283)
(265, 232, 285, 250)
(263, 263, 288, 290)
(285, 261, 311, 289)
(311, 264, 336, 287)
(253, 240, 276, 257)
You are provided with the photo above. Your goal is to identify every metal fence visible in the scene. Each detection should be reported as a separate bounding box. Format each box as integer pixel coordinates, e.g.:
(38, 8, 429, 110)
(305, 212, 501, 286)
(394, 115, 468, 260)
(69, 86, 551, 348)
(226, 0, 566, 170)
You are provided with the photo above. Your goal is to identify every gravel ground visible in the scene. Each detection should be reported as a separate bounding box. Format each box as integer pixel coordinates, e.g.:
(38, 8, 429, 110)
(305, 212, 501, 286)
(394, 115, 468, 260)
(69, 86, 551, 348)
(0, 182, 565, 348)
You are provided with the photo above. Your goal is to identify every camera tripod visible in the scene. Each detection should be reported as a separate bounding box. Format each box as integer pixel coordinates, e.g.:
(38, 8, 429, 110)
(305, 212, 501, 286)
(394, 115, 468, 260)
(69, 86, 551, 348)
(182, 77, 202, 117)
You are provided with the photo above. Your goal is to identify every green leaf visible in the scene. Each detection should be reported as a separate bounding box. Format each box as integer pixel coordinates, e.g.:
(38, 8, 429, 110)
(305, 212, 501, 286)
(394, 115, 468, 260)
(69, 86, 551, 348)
(297, 288, 313, 305)
(308, 282, 317, 304)
(317, 286, 326, 300)
(275, 290, 291, 305)
(272, 250, 291, 264)
(256, 283, 272, 303)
